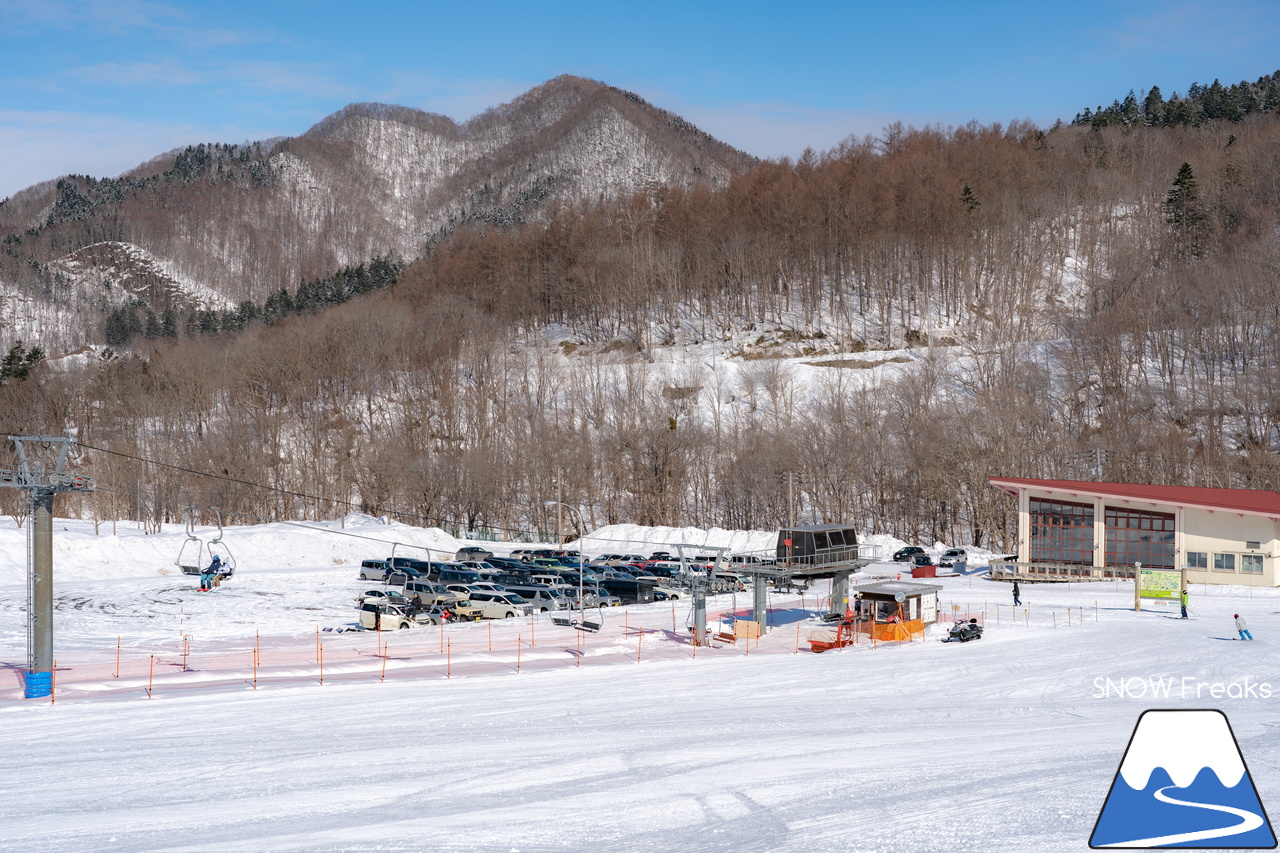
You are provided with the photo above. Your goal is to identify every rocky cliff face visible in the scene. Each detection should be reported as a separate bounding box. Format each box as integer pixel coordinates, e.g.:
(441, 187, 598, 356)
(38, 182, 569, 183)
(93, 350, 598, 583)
(0, 75, 754, 350)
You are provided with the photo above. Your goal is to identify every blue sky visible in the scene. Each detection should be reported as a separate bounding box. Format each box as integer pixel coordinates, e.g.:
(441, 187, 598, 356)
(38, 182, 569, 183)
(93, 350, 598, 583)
(1, 0, 1278, 199)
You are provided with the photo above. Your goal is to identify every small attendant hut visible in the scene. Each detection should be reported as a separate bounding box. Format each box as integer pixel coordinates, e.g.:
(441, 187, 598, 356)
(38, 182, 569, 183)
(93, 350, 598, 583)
(854, 581, 942, 642)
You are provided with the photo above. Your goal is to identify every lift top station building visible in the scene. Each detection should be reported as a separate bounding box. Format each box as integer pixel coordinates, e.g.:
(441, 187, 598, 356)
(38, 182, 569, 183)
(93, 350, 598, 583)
(989, 477, 1280, 587)
(773, 524, 874, 614)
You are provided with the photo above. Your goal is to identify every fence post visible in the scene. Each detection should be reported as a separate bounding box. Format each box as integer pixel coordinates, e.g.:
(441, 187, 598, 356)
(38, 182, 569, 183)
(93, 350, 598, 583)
(51, 659, 56, 706)
(319, 643, 324, 685)
(115, 636, 120, 678)
(637, 626, 642, 664)
(517, 634, 521, 673)
(795, 624, 800, 654)
(447, 638, 451, 679)
(382, 644, 388, 682)
(148, 654, 154, 698)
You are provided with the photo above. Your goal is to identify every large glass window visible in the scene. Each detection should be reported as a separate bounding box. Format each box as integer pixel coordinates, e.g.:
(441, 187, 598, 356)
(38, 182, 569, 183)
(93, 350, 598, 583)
(1106, 507, 1175, 569)
(1242, 554, 1264, 574)
(1214, 553, 1236, 572)
(1030, 499, 1094, 564)
(1186, 551, 1207, 570)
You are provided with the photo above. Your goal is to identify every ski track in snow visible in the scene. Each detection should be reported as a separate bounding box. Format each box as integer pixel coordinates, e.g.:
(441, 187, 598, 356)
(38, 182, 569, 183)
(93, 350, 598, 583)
(1, 518, 1278, 851)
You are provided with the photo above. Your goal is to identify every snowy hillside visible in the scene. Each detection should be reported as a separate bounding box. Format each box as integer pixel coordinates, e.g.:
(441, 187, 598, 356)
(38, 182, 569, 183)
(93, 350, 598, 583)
(1, 514, 1277, 851)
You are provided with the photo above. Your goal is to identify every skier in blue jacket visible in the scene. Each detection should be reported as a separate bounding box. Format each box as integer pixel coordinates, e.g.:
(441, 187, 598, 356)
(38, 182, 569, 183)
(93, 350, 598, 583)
(200, 554, 222, 591)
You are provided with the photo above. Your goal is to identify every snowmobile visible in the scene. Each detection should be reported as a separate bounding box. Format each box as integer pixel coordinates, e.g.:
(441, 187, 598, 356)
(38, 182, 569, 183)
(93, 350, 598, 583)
(946, 618, 983, 642)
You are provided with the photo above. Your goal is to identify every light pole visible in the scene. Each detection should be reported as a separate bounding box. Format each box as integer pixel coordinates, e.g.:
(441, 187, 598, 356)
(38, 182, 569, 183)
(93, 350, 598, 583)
(544, 500, 585, 619)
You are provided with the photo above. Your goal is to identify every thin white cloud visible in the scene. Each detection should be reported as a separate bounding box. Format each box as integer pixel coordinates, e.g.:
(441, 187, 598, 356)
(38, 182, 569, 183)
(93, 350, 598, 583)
(1092, 0, 1275, 57)
(18, 58, 356, 100)
(0, 0, 275, 47)
(0, 110, 278, 200)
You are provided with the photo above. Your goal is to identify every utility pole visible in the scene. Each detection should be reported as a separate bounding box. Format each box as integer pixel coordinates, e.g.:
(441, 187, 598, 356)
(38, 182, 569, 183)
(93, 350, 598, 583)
(782, 471, 800, 527)
(0, 433, 95, 698)
(555, 480, 563, 545)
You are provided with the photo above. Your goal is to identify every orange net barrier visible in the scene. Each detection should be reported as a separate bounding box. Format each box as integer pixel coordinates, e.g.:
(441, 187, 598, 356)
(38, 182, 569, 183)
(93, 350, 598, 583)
(854, 618, 924, 643)
(4, 609, 939, 701)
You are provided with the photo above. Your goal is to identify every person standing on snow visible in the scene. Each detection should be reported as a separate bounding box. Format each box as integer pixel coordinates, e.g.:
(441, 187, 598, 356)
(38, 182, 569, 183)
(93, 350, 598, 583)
(1235, 614, 1253, 640)
(1180, 588, 1189, 619)
(1012, 580, 1021, 607)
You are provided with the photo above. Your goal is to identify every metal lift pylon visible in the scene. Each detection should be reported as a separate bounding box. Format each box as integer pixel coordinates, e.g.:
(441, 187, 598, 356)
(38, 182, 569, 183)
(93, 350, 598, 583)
(0, 433, 95, 698)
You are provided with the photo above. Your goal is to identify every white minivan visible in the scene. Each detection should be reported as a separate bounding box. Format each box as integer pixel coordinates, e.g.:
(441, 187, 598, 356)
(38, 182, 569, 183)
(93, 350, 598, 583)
(467, 591, 534, 619)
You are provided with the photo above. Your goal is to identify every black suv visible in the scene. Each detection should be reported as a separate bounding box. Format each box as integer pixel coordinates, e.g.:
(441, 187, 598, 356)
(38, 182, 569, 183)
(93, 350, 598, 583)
(893, 546, 926, 562)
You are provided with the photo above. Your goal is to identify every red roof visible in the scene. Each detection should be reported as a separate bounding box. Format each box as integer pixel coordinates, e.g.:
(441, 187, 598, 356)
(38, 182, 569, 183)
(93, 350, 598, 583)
(988, 477, 1280, 519)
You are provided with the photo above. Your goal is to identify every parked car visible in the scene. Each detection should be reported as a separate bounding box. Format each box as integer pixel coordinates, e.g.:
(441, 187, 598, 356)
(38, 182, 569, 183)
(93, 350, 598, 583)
(359, 559, 392, 581)
(440, 597, 484, 622)
(592, 588, 623, 607)
(384, 566, 427, 587)
(938, 548, 967, 568)
(434, 563, 484, 585)
(466, 582, 508, 595)
(402, 579, 459, 605)
(359, 601, 427, 631)
(456, 546, 494, 561)
(653, 585, 682, 600)
(648, 551, 672, 561)
(893, 546, 926, 563)
(502, 585, 569, 612)
(468, 591, 534, 619)
(354, 589, 409, 607)
(485, 556, 526, 570)
(390, 557, 433, 572)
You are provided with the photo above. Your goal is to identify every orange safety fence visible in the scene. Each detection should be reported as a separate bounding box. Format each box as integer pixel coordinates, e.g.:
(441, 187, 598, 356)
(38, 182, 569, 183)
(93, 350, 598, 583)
(854, 618, 925, 642)
(3, 610, 941, 702)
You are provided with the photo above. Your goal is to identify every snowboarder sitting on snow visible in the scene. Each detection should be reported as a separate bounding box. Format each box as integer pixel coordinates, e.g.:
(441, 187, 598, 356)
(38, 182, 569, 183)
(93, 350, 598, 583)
(1235, 614, 1253, 640)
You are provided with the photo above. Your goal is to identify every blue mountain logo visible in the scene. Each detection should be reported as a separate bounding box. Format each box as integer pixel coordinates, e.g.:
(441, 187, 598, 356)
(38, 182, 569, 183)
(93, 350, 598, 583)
(1091, 709, 1276, 848)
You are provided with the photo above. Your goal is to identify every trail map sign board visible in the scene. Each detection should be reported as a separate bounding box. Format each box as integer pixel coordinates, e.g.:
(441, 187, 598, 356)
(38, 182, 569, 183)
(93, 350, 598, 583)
(1139, 569, 1180, 600)
(1134, 565, 1186, 612)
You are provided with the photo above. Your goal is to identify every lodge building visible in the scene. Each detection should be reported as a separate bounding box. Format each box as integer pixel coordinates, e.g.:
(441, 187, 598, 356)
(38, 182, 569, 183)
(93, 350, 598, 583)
(989, 477, 1280, 587)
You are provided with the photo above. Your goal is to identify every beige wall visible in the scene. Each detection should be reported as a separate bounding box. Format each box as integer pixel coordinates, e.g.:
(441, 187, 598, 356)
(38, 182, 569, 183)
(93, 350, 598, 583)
(1015, 487, 1280, 587)
(1181, 508, 1278, 587)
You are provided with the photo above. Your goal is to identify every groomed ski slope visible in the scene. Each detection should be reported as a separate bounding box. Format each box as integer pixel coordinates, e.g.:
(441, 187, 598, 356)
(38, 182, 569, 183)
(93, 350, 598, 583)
(1, 518, 1277, 852)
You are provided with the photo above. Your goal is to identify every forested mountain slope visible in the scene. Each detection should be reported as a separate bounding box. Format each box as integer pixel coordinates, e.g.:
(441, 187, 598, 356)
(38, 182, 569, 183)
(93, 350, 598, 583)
(0, 75, 752, 351)
(4, 102, 1280, 551)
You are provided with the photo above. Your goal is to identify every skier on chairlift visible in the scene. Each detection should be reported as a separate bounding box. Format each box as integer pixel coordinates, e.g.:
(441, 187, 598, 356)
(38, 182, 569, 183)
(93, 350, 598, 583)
(200, 554, 222, 591)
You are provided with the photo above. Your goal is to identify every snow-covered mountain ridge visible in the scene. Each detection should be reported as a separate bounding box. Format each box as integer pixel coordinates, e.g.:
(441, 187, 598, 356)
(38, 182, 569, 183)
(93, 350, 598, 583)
(0, 76, 754, 351)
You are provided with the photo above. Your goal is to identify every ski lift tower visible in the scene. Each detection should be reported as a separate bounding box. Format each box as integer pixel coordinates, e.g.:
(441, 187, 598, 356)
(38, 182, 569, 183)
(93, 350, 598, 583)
(0, 433, 95, 698)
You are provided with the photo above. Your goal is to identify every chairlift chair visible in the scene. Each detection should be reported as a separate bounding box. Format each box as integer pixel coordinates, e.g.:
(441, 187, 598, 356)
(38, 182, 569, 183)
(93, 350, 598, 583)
(551, 600, 604, 633)
(177, 508, 207, 576)
(177, 505, 236, 579)
(205, 507, 236, 579)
